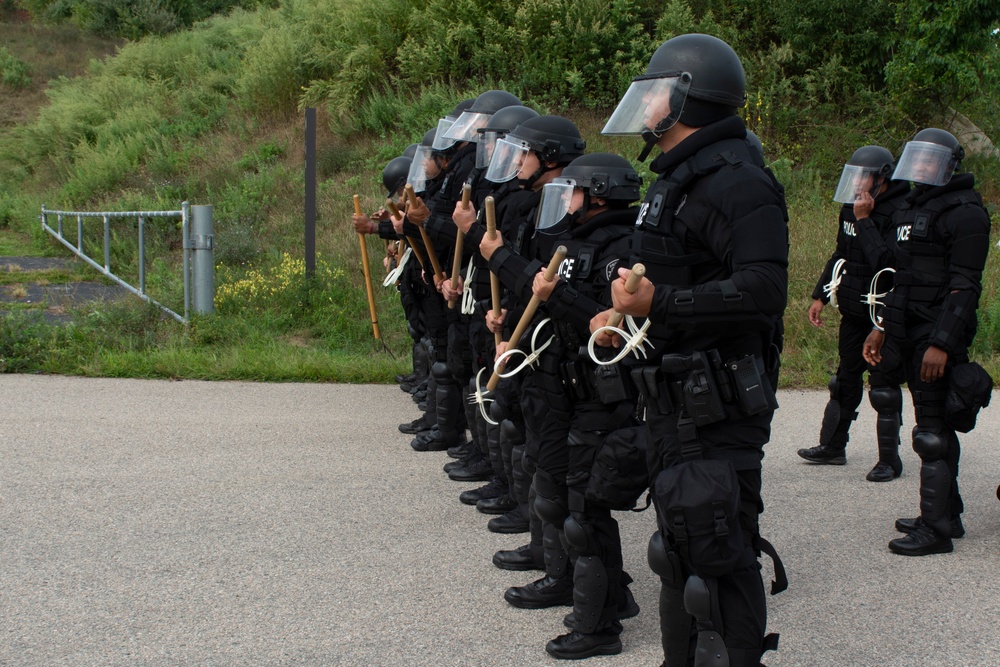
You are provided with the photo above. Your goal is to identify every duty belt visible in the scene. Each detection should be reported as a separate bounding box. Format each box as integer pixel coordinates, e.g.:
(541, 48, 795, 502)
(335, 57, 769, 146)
(631, 350, 776, 427)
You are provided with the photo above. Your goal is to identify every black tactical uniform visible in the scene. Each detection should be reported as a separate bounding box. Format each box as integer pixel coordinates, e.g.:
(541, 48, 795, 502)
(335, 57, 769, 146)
(600, 34, 788, 667)
(483, 116, 588, 605)
(525, 153, 647, 660)
(865, 129, 990, 556)
(799, 146, 911, 481)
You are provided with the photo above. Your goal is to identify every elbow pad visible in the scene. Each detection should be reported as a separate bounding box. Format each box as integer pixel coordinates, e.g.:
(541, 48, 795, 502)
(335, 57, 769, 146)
(929, 289, 980, 354)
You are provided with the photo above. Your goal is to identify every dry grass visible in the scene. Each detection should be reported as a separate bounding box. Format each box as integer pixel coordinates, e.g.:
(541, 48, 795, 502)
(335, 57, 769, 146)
(0, 19, 120, 130)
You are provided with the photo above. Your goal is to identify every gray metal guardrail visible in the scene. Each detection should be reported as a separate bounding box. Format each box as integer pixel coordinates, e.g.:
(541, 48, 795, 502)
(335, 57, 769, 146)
(40, 202, 214, 323)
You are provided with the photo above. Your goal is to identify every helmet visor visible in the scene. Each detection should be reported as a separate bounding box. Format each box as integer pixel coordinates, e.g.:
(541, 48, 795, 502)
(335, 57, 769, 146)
(444, 111, 490, 142)
(891, 141, 956, 186)
(407, 146, 436, 194)
(432, 118, 457, 151)
(601, 74, 691, 136)
(476, 130, 503, 169)
(485, 137, 530, 183)
(832, 164, 881, 203)
(536, 179, 577, 233)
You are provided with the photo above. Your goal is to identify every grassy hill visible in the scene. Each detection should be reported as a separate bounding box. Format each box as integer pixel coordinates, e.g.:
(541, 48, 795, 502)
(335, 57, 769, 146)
(0, 7, 997, 384)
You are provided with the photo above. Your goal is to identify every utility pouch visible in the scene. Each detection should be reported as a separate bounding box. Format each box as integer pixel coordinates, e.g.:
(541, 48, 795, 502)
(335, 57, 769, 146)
(653, 459, 745, 577)
(561, 360, 590, 401)
(631, 366, 674, 414)
(945, 361, 994, 433)
(676, 352, 727, 427)
(586, 424, 649, 511)
(594, 362, 631, 405)
(726, 355, 778, 416)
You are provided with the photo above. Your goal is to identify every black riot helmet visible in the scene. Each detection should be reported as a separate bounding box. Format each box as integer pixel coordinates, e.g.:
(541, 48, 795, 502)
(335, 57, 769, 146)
(382, 156, 412, 197)
(603, 33, 746, 160)
(482, 105, 539, 135)
(433, 98, 477, 155)
(408, 129, 444, 193)
(833, 145, 895, 203)
(445, 90, 522, 143)
(560, 153, 642, 203)
(892, 128, 965, 186)
(536, 153, 642, 235)
(475, 105, 540, 169)
(402, 143, 418, 159)
(486, 115, 586, 187)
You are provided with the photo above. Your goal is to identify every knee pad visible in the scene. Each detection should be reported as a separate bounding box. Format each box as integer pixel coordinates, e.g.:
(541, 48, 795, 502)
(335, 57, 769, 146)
(431, 361, 455, 385)
(490, 398, 506, 425)
(407, 323, 420, 343)
(533, 470, 567, 524)
(869, 385, 902, 414)
(827, 374, 840, 400)
(564, 515, 595, 554)
(534, 492, 567, 526)
(913, 429, 947, 461)
(500, 417, 523, 448)
(647, 531, 684, 586)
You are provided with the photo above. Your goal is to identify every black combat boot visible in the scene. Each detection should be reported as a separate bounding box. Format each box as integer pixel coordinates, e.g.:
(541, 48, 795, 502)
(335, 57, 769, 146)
(504, 574, 574, 609)
(895, 515, 965, 538)
(545, 631, 622, 660)
(493, 543, 544, 571)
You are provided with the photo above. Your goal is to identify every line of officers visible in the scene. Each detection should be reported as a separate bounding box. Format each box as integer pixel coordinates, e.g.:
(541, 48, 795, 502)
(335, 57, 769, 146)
(352, 33, 992, 667)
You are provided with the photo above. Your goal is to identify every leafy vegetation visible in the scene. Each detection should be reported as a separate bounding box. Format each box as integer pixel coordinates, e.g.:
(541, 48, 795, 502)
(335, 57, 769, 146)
(0, 0, 997, 383)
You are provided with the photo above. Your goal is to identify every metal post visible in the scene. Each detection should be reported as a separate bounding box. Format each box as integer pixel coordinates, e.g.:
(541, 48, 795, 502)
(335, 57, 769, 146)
(191, 205, 215, 315)
(103, 215, 110, 270)
(77, 215, 83, 252)
(182, 201, 190, 321)
(138, 216, 146, 295)
(305, 107, 316, 279)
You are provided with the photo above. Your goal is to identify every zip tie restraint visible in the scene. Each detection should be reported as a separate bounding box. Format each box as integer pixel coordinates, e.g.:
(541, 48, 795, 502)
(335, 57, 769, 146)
(469, 366, 498, 425)
(461, 262, 476, 315)
(864, 267, 895, 330)
(383, 246, 411, 287)
(822, 258, 847, 308)
(494, 318, 554, 379)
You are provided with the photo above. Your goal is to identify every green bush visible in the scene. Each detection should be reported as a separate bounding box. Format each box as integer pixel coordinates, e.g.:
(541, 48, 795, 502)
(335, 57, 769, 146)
(0, 45, 31, 89)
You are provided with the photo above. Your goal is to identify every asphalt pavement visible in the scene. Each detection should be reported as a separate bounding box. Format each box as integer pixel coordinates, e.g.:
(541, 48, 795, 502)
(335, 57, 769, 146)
(1, 375, 998, 666)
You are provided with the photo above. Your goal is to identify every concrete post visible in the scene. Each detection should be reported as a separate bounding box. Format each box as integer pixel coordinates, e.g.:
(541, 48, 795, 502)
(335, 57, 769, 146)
(191, 205, 215, 315)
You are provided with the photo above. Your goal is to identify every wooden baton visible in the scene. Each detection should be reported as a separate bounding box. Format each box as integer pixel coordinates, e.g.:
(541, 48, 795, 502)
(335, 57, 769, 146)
(486, 245, 568, 392)
(354, 194, 381, 340)
(606, 263, 646, 328)
(485, 196, 503, 347)
(448, 183, 473, 307)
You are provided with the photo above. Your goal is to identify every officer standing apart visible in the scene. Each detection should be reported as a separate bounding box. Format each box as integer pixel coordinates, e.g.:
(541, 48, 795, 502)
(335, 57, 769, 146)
(592, 34, 788, 667)
(799, 146, 911, 481)
(862, 128, 991, 556)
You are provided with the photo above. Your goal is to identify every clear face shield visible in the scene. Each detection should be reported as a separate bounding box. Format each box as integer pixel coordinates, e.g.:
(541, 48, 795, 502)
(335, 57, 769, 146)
(443, 111, 489, 143)
(407, 146, 438, 194)
(476, 129, 503, 170)
(601, 73, 691, 136)
(432, 118, 458, 151)
(485, 136, 531, 183)
(832, 165, 882, 203)
(891, 141, 956, 186)
(535, 179, 579, 235)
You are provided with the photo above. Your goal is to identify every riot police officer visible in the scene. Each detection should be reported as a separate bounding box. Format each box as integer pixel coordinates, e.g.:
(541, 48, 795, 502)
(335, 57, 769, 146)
(528, 152, 646, 659)
(862, 128, 991, 556)
(799, 146, 911, 481)
(592, 34, 788, 667)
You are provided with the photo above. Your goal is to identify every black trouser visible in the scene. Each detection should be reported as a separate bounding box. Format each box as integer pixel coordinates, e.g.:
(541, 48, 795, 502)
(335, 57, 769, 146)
(521, 368, 573, 581)
(897, 324, 965, 529)
(646, 405, 769, 666)
(566, 407, 630, 636)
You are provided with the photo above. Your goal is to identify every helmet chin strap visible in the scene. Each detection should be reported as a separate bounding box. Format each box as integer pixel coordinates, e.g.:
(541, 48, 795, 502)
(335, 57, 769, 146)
(518, 153, 553, 190)
(638, 128, 665, 162)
